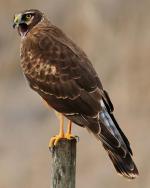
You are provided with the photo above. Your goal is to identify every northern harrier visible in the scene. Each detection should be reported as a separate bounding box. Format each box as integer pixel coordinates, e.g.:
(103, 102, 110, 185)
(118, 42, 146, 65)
(13, 9, 139, 179)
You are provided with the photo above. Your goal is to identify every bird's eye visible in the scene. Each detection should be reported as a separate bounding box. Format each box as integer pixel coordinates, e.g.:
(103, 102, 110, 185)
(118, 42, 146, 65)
(25, 14, 32, 21)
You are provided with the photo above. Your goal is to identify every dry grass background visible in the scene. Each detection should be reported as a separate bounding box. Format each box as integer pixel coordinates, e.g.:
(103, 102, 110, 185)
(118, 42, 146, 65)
(0, 0, 150, 187)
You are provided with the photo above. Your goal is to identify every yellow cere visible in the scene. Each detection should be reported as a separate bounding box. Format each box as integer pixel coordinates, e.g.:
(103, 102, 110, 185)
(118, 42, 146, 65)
(14, 14, 21, 24)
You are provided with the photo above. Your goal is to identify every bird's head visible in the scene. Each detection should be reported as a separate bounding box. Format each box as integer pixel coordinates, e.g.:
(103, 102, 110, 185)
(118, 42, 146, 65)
(13, 9, 43, 37)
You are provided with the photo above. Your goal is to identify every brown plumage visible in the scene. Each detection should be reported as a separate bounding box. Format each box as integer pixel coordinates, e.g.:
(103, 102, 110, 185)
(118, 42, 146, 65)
(13, 9, 139, 179)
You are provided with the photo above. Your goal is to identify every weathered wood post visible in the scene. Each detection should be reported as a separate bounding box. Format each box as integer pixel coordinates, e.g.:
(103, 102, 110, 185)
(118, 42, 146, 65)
(51, 138, 77, 188)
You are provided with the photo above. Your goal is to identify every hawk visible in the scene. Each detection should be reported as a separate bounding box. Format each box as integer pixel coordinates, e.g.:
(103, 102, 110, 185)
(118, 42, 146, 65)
(13, 9, 139, 179)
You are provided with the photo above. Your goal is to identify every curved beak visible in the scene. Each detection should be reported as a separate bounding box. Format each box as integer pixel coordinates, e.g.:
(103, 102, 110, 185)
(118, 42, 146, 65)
(13, 14, 22, 29)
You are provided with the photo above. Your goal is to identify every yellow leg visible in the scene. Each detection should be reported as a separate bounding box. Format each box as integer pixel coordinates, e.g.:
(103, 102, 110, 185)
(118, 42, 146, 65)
(49, 114, 77, 148)
(65, 120, 74, 139)
(49, 114, 65, 148)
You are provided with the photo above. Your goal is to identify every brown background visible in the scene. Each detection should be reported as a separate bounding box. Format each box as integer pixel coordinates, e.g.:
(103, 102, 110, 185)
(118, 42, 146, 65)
(0, 0, 149, 187)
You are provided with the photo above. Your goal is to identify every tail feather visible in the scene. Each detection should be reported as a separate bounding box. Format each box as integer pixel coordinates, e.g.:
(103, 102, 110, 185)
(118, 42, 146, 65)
(96, 99, 139, 179)
(110, 113, 133, 155)
(103, 143, 139, 179)
(67, 97, 139, 179)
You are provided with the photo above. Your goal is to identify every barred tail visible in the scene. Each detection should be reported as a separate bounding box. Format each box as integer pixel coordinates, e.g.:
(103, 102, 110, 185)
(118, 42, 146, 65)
(98, 101, 139, 179)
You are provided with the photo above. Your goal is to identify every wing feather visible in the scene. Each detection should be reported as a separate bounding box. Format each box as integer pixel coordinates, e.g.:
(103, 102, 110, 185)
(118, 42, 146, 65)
(25, 27, 102, 117)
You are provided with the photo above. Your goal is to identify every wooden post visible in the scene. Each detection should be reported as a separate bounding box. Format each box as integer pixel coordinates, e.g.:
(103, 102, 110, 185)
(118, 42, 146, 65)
(51, 138, 77, 188)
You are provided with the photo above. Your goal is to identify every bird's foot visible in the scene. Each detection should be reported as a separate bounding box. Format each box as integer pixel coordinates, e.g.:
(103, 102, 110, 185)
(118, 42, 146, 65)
(65, 133, 79, 142)
(49, 133, 78, 149)
(49, 134, 65, 148)
(65, 132, 75, 140)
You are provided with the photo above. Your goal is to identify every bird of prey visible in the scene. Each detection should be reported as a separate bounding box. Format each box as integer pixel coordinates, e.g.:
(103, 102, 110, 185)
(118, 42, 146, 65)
(13, 9, 139, 179)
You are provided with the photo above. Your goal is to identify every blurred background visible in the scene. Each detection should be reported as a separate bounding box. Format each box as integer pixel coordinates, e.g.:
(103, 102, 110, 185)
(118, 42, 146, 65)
(0, 0, 149, 187)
